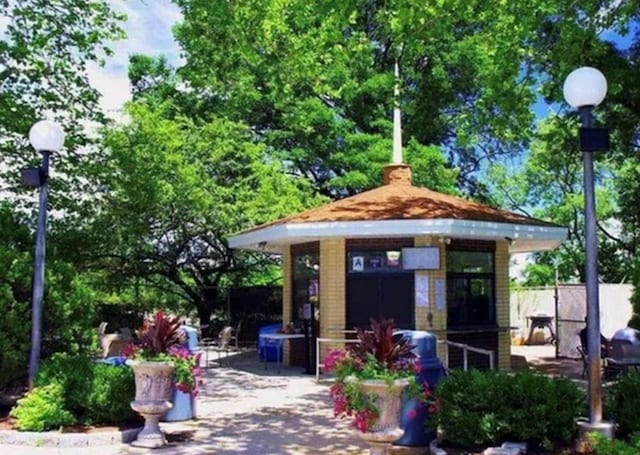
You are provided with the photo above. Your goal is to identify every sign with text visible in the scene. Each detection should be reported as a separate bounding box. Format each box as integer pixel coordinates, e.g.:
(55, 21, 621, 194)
(402, 247, 440, 270)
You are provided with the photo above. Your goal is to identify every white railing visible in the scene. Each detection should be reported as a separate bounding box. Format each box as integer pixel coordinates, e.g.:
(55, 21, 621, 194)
(315, 336, 360, 381)
(315, 332, 495, 381)
(440, 340, 495, 370)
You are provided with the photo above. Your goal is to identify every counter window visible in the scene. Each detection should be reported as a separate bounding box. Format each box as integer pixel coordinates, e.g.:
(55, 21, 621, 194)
(447, 251, 495, 327)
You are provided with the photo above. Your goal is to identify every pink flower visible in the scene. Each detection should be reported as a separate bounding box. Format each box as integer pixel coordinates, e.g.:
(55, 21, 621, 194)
(324, 350, 347, 372)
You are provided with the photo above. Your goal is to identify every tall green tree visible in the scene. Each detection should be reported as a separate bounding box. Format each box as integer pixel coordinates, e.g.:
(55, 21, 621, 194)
(471, 2, 640, 289)
(487, 116, 624, 285)
(95, 100, 323, 324)
(0, 0, 125, 213)
(172, 0, 551, 197)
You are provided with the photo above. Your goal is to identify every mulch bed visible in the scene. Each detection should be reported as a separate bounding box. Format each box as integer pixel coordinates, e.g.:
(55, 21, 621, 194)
(0, 404, 143, 433)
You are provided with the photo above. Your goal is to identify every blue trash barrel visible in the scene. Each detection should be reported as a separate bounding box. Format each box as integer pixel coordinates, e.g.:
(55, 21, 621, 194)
(164, 388, 195, 421)
(182, 325, 199, 352)
(164, 325, 199, 422)
(393, 330, 446, 447)
(102, 356, 127, 366)
(258, 323, 283, 362)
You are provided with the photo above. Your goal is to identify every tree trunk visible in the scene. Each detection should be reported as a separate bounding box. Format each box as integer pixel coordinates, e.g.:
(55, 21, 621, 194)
(197, 287, 219, 329)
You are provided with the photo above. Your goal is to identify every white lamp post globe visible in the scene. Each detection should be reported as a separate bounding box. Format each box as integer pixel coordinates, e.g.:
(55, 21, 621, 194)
(563, 67, 608, 108)
(28, 120, 65, 152)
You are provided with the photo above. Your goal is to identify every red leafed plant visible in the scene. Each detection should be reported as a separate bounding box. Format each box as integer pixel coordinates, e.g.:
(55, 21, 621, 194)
(123, 311, 202, 396)
(135, 311, 186, 356)
(324, 317, 437, 433)
(348, 317, 416, 368)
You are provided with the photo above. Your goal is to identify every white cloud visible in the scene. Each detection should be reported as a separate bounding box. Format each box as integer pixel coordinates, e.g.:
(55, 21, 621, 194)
(88, 0, 183, 120)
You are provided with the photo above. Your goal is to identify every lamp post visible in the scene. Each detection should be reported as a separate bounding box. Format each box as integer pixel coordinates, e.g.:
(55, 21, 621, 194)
(24, 120, 65, 388)
(562, 67, 613, 440)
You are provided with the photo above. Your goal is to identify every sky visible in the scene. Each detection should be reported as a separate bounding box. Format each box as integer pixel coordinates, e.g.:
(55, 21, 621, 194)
(87, 0, 183, 118)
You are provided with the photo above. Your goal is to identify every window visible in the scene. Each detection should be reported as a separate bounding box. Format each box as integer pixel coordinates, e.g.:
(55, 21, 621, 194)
(346, 248, 413, 329)
(292, 252, 319, 322)
(447, 251, 495, 327)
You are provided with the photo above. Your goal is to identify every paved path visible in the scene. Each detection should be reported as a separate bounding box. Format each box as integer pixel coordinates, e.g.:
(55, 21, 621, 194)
(0, 345, 585, 454)
(1, 351, 369, 455)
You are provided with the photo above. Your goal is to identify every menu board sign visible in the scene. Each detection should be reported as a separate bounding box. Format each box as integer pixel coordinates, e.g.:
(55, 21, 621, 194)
(401, 247, 440, 270)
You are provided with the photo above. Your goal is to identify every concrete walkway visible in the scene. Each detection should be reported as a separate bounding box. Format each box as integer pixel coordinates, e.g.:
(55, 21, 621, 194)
(1, 351, 368, 455)
(0, 345, 585, 454)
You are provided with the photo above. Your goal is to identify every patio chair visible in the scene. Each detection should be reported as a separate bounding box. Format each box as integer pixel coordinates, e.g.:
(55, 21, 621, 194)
(577, 344, 610, 380)
(576, 345, 588, 378)
(201, 321, 242, 367)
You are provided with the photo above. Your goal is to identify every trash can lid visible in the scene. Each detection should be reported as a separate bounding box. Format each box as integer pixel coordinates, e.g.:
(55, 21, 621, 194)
(394, 330, 438, 359)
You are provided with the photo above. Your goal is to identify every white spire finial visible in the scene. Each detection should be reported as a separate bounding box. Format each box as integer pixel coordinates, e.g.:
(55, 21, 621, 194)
(392, 60, 402, 164)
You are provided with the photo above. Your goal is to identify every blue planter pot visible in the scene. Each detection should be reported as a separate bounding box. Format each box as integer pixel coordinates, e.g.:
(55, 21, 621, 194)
(162, 387, 195, 421)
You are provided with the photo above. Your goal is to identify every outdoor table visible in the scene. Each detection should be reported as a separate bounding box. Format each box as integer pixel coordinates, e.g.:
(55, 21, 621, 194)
(258, 333, 305, 373)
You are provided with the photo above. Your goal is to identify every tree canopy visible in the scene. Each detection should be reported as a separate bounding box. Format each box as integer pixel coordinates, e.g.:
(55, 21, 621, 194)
(5, 0, 640, 380)
(93, 96, 323, 323)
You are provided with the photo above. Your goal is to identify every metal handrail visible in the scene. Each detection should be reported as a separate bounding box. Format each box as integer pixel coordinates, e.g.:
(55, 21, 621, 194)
(316, 337, 495, 381)
(315, 337, 360, 381)
(439, 340, 495, 370)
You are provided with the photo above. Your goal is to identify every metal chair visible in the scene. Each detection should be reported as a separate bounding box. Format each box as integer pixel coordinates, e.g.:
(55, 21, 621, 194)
(576, 345, 588, 378)
(201, 321, 242, 367)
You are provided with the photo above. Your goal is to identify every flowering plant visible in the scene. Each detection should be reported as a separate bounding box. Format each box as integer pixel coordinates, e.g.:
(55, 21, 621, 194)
(325, 317, 438, 432)
(123, 311, 203, 396)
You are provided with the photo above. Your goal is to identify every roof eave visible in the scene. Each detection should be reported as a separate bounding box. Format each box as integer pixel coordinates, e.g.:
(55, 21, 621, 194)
(228, 219, 567, 254)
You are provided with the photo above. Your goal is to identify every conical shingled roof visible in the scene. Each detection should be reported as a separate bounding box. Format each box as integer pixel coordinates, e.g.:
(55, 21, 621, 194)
(243, 165, 558, 234)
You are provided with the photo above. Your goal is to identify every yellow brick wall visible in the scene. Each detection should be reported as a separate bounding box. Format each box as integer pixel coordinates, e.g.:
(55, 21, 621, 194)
(319, 238, 346, 360)
(282, 246, 292, 362)
(495, 240, 511, 370)
(414, 236, 448, 360)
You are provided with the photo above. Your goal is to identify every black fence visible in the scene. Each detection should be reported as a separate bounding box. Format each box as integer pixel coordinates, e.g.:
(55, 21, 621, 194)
(229, 285, 282, 345)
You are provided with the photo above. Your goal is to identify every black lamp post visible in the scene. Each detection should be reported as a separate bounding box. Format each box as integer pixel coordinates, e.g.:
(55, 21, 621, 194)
(23, 120, 65, 388)
(562, 67, 613, 440)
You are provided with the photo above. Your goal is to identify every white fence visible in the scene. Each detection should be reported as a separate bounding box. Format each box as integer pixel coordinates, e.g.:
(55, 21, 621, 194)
(511, 284, 632, 340)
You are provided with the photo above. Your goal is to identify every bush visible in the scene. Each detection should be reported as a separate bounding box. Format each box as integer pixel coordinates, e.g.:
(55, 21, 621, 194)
(10, 384, 76, 431)
(86, 363, 136, 423)
(433, 369, 584, 450)
(604, 371, 640, 438)
(590, 432, 640, 454)
(27, 353, 135, 426)
(34, 353, 94, 418)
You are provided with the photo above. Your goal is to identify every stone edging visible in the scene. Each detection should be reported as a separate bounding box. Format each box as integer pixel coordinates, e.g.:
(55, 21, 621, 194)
(429, 439, 528, 455)
(0, 427, 141, 448)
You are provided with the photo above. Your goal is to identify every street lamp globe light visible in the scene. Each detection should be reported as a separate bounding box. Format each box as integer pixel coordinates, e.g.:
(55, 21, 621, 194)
(25, 119, 64, 388)
(29, 120, 65, 153)
(563, 67, 608, 109)
(563, 67, 613, 444)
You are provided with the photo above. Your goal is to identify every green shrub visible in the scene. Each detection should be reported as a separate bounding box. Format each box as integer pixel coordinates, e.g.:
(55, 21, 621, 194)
(86, 363, 135, 423)
(604, 371, 640, 438)
(33, 353, 136, 425)
(590, 432, 640, 454)
(0, 204, 102, 390)
(433, 369, 584, 450)
(34, 353, 95, 419)
(10, 384, 76, 431)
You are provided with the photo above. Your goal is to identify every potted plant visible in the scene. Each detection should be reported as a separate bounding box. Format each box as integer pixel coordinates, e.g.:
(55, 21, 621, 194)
(325, 318, 437, 455)
(123, 311, 201, 448)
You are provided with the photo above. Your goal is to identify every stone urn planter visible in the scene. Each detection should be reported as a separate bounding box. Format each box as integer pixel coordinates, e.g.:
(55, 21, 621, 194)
(345, 377, 409, 455)
(128, 360, 175, 448)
